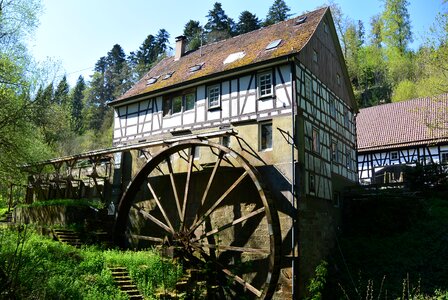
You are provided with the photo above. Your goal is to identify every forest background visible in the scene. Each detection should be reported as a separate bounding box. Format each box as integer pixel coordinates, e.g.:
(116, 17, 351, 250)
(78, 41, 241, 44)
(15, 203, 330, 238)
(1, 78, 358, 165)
(0, 0, 447, 191)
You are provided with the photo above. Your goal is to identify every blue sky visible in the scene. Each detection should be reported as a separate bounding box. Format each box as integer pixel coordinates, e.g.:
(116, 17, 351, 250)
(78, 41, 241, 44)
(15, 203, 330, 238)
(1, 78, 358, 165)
(28, 0, 444, 86)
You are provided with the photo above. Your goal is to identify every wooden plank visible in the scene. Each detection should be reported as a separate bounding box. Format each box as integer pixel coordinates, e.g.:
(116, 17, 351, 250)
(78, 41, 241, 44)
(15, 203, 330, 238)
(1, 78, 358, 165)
(166, 158, 183, 224)
(132, 204, 172, 234)
(146, 181, 174, 233)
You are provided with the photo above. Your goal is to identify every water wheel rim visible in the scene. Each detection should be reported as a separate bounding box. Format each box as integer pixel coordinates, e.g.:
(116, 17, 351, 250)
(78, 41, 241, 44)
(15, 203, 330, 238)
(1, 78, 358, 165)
(114, 139, 281, 299)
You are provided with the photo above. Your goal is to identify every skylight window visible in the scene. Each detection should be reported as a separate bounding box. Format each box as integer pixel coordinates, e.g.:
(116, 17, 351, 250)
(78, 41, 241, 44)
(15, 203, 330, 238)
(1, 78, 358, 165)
(146, 77, 159, 85)
(295, 16, 307, 25)
(223, 51, 246, 64)
(163, 72, 174, 80)
(189, 63, 204, 72)
(265, 39, 282, 50)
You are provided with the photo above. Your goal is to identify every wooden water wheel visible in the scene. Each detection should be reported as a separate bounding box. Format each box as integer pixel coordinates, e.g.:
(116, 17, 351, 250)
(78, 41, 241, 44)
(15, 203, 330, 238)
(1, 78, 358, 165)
(114, 139, 281, 299)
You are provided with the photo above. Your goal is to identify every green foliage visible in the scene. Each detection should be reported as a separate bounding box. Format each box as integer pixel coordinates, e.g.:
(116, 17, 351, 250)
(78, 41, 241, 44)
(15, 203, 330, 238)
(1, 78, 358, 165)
(306, 260, 328, 300)
(381, 0, 413, 53)
(204, 2, 235, 42)
(0, 227, 181, 299)
(331, 197, 448, 299)
(263, 0, 291, 26)
(236, 11, 261, 35)
(391, 79, 417, 102)
(183, 20, 203, 52)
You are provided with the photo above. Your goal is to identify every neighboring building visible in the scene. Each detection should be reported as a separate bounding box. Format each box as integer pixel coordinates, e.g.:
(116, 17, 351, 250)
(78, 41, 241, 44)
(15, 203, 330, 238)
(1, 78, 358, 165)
(25, 7, 357, 299)
(357, 94, 448, 185)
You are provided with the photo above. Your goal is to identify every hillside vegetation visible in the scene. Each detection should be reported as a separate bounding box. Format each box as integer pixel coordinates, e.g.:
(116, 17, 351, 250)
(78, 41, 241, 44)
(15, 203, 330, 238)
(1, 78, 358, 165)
(324, 194, 448, 299)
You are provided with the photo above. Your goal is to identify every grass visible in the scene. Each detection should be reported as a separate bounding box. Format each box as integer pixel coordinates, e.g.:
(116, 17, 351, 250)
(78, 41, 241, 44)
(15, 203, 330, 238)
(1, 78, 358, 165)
(327, 195, 448, 299)
(0, 226, 182, 299)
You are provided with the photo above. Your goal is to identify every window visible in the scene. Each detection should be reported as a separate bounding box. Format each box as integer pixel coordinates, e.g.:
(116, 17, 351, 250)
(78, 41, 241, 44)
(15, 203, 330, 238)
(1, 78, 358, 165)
(331, 141, 338, 163)
(265, 39, 282, 50)
(323, 21, 328, 33)
(305, 74, 312, 100)
(193, 147, 200, 160)
(163, 97, 171, 116)
(259, 122, 273, 150)
(221, 135, 230, 148)
(333, 192, 340, 208)
(345, 148, 352, 170)
(313, 50, 318, 63)
(172, 95, 182, 114)
(312, 128, 320, 153)
(163, 89, 196, 116)
(442, 152, 448, 164)
(391, 151, 399, 160)
(308, 173, 315, 194)
(185, 93, 195, 111)
(336, 73, 341, 86)
(258, 71, 273, 98)
(208, 85, 221, 109)
(329, 95, 336, 118)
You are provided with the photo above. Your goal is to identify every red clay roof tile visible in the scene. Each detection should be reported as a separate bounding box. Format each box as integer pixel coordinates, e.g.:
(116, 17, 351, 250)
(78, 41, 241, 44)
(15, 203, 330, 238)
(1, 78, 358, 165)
(356, 94, 448, 152)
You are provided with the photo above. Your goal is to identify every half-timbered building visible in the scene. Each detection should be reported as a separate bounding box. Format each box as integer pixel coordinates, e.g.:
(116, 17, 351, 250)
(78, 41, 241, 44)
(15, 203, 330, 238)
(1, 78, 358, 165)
(357, 94, 448, 185)
(24, 7, 357, 299)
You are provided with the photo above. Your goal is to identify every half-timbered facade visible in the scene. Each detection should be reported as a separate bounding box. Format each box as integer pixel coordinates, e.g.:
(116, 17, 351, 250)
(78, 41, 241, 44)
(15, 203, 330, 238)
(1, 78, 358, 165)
(357, 94, 448, 184)
(23, 7, 356, 299)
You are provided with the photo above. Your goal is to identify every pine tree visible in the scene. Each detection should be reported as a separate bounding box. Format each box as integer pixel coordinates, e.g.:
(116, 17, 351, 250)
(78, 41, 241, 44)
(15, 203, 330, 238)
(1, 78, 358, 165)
(370, 15, 383, 48)
(204, 2, 235, 42)
(236, 11, 261, 35)
(53, 75, 70, 105)
(263, 0, 291, 26)
(71, 75, 85, 134)
(155, 29, 171, 57)
(183, 20, 203, 51)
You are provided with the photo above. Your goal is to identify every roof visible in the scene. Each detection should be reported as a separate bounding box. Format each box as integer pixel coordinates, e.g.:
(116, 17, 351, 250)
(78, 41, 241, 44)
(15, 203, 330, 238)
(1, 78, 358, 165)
(356, 94, 448, 152)
(110, 7, 328, 106)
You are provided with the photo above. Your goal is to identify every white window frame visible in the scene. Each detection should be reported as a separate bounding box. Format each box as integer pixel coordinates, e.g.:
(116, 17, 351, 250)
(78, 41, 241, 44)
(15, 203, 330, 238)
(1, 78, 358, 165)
(257, 71, 273, 98)
(259, 121, 273, 151)
(207, 84, 221, 109)
(441, 152, 448, 164)
(390, 151, 399, 160)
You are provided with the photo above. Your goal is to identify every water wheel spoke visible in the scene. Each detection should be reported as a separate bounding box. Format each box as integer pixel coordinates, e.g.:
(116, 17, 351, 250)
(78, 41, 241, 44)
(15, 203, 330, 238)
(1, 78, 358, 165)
(191, 242, 270, 254)
(166, 157, 183, 223)
(191, 207, 266, 243)
(146, 180, 175, 232)
(181, 146, 195, 228)
(132, 204, 173, 234)
(129, 234, 164, 243)
(189, 170, 248, 234)
(190, 244, 263, 298)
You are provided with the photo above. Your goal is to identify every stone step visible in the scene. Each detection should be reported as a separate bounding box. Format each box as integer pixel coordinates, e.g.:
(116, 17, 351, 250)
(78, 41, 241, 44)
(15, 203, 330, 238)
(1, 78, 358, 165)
(109, 266, 144, 300)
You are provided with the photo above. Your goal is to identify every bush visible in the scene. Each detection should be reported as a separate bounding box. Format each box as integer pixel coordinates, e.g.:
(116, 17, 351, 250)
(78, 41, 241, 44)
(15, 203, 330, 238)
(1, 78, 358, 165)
(0, 226, 181, 299)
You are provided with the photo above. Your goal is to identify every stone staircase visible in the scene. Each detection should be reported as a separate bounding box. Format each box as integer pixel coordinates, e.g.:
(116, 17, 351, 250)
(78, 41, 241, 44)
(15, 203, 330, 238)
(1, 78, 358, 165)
(109, 266, 144, 300)
(53, 229, 82, 248)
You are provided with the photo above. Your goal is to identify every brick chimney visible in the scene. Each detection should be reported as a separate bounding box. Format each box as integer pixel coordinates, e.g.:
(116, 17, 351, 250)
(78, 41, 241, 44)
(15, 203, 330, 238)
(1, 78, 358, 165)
(175, 35, 186, 61)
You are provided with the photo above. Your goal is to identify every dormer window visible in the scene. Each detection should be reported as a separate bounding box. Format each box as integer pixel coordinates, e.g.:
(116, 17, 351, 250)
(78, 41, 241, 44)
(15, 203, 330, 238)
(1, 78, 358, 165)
(147, 77, 159, 85)
(163, 72, 174, 80)
(189, 63, 204, 72)
(265, 39, 282, 50)
(258, 71, 273, 98)
(224, 51, 246, 64)
(295, 16, 307, 25)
